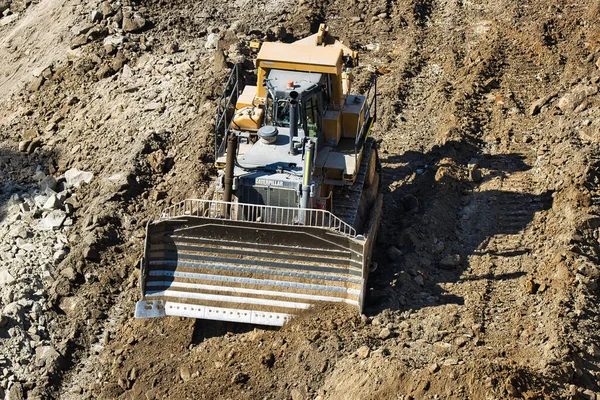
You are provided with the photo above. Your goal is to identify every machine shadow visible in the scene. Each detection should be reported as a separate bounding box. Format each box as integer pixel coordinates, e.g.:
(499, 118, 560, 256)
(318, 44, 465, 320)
(364, 139, 553, 314)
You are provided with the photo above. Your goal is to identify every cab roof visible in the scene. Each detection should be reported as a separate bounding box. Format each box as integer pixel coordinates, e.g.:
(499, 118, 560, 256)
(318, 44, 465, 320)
(256, 42, 342, 70)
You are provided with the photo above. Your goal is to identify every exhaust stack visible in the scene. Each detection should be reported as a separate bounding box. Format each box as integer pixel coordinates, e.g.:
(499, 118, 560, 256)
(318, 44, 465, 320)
(223, 132, 237, 215)
(289, 90, 299, 155)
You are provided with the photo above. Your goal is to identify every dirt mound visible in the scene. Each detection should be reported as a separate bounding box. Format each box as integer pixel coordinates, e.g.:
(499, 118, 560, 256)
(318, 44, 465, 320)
(0, 0, 599, 399)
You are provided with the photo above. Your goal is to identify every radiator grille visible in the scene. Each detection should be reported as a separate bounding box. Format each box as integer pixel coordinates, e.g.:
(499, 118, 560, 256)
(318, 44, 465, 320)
(239, 186, 298, 224)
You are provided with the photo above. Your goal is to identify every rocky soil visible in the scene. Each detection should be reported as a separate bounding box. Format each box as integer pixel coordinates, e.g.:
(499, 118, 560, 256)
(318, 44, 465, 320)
(0, 0, 599, 399)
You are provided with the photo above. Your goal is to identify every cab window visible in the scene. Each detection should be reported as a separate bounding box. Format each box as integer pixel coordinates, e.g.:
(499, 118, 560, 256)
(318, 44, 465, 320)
(304, 96, 320, 137)
(275, 100, 290, 127)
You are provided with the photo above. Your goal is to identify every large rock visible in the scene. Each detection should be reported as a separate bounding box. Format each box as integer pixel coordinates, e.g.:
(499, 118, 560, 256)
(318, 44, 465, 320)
(38, 210, 67, 230)
(64, 168, 93, 188)
(39, 176, 58, 192)
(122, 11, 146, 32)
(205, 33, 219, 49)
(43, 194, 62, 210)
(0, 268, 15, 285)
(557, 85, 598, 112)
(35, 345, 62, 369)
(5, 382, 24, 400)
(147, 150, 166, 173)
(103, 34, 125, 48)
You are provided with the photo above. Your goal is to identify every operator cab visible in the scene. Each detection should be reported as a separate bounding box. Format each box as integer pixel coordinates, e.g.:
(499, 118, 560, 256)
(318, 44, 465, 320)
(264, 69, 329, 143)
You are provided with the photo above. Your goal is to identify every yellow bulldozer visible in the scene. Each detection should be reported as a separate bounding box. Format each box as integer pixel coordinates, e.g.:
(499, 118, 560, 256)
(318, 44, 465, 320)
(135, 25, 382, 326)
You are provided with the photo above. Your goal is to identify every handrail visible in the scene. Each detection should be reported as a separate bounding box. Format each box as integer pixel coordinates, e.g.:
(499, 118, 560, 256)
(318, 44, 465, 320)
(160, 199, 357, 238)
(214, 64, 241, 161)
(355, 74, 377, 143)
(353, 74, 377, 174)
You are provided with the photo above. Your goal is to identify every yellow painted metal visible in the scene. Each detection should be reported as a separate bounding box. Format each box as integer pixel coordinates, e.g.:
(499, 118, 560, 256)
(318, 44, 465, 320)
(255, 42, 344, 107)
(342, 95, 365, 138)
(322, 110, 342, 146)
(235, 85, 258, 110)
(303, 145, 312, 186)
(232, 107, 263, 131)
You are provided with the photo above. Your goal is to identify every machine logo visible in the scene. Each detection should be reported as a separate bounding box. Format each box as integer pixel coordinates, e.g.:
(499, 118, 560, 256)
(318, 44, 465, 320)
(256, 179, 284, 187)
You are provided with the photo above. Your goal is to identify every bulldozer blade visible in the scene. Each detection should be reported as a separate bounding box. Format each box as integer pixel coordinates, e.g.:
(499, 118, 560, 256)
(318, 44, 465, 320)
(135, 195, 382, 326)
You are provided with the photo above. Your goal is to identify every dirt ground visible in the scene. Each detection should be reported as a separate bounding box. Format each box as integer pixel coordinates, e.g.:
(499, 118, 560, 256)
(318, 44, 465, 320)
(1, 0, 599, 399)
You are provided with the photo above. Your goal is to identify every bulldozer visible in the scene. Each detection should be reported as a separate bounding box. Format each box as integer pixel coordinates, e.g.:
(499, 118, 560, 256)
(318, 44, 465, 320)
(135, 25, 382, 326)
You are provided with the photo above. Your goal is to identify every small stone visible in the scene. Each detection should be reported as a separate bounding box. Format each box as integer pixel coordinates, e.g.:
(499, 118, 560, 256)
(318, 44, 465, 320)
(96, 64, 114, 79)
(589, 343, 600, 357)
(470, 168, 483, 183)
(17, 242, 35, 252)
(22, 129, 38, 140)
(122, 11, 146, 33)
(39, 176, 58, 192)
(60, 266, 76, 280)
(525, 278, 538, 294)
(71, 35, 89, 49)
(145, 389, 157, 400)
(86, 25, 108, 41)
(414, 275, 424, 286)
(121, 64, 133, 79)
(378, 328, 392, 340)
(90, 10, 102, 22)
(205, 33, 219, 49)
(229, 20, 245, 33)
(467, 158, 480, 170)
(38, 210, 67, 230)
(581, 389, 597, 400)
(439, 254, 462, 269)
(291, 389, 303, 400)
(557, 85, 598, 112)
(64, 168, 93, 188)
(454, 336, 468, 347)
(18, 140, 31, 152)
(43, 194, 62, 210)
(147, 150, 166, 173)
(100, 1, 115, 17)
(118, 378, 128, 391)
(111, 56, 126, 72)
(387, 246, 402, 261)
(351, 16, 362, 23)
(143, 102, 165, 112)
(231, 372, 249, 385)
(428, 363, 440, 374)
(29, 76, 45, 91)
(27, 138, 42, 153)
(35, 345, 61, 369)
(260, 352, 275, 368)
(5, 382, 24, 400)
(9, 226, 29, 240)
(164, 42, 179, 54)
(58, 296, 82, 316)
(0, 269, 16, 285)
(83, 245, 99, 262)
(356, 345, 370, 359)
(103, 34, 124, 48)
(180, 366, 191, 382)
